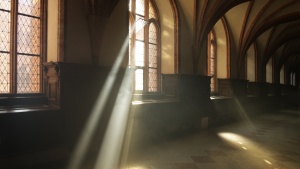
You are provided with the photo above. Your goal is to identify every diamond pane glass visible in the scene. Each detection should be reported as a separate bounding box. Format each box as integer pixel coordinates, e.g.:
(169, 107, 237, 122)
(210, 79, 215, 91)
(0, 53, 10, 93)
(0, 0, 11, 10)
(210, 59, 214, 74)
(148, 68, 157, 92)
(17, 15, 40, 55)
(17, 55, 40, 93)
(208, 31, 216, 92)
(210, 42, 215, 57)
(149, 1, 156, 19)
(136, 0, 144, 16)
(135, 15, 144, 41)
(135, 41, 144, 66)
(210, 41, 215, 75)
(149, 23, 157, 44)
(129, 0, 160, 93)
(0, 10, 10, 52)
(18, 0, 40, 17)
(149, 44, 157, 68)
(135, 69, 143, 91)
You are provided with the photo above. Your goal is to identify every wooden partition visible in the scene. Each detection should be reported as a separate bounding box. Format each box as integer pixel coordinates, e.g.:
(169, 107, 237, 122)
(161, 74, 180, 100)
(179, 75, 211, 102)
(218, 79, 248, 97)
(162, 74, 211, 102)
(247, 82, 268, 96)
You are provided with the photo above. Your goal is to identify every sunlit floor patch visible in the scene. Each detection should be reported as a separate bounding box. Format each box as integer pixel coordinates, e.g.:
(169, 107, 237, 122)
(242, 146, 247, 150)
(264, 159, 272, 165)
(127, 166, 149, 169)
(125, 112, 300, 169)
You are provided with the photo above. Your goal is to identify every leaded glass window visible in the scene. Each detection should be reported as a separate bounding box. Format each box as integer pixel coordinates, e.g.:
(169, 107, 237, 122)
(129, 0, 160, 93)
(0, 0, 44, 94)
(208, 30, 216, 92)
(290, 72, 296, 86)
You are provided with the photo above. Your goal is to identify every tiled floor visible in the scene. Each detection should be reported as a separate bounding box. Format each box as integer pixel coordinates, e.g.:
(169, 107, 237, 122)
(125, 109, 300, 169)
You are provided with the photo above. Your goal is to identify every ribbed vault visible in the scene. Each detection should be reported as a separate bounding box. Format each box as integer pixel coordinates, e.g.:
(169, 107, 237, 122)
(194, 0, 300, 82)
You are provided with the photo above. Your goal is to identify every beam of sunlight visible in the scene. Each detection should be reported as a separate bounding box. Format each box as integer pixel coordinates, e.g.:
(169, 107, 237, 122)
(67, 18, 148, 169)
(67, 34, 130, 169)
(93, 67, 133, 169)
(218, 132, 244, 142)
(218, 132, 249, 150)
(132, 101, 143, 105)
(93, 19, 149, 169)
(218, 132, 283, 168)
(128, 166, 149, 169)
(232, 97, 254, 129)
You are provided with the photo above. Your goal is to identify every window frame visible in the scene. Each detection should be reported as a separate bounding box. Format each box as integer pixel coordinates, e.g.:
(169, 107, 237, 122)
(0, 0, 47, 104)
(129, 0, 161, 94)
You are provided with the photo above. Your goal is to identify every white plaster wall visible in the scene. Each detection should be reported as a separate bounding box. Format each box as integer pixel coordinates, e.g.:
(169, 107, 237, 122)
(100, 0, 128, 66)
(247, 43, 256, 81)
(155, 0, 175, 74)
(66, 0, 91, 64)
(266, 58, 273, 83)
(47, 0, 58, 62)
(214, 19, 227, 79)
(177, 0, 194, 74)
(65, 0, 127, 65)
(280, 65, 284, 84)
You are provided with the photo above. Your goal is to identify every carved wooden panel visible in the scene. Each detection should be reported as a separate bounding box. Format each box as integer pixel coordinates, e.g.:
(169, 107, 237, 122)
(179, 75, 211, 102)
(43, 62, 60, 106)
(247, 82, 260, 96)
(218, 79, 232, 97)
(218, 79, 248, 97)
(161, 74, 179, 99)
(161, 74, 211, 102)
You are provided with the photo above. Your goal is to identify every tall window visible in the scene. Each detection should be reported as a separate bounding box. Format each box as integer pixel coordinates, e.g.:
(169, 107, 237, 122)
(0, 0, 44, 94)
(208, 30, 216, 92)
(129, 0, 160, 93)
(290, 72, 296, 86)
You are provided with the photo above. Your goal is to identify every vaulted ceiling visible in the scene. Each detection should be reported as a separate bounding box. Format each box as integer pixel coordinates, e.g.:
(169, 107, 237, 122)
(194, 0, 300, 80)
(88, 0, 300, 81)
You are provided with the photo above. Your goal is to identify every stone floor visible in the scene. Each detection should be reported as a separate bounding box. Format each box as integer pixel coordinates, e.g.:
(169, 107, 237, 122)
(12, 109, 300, 169)
(124, 109, 300, 169)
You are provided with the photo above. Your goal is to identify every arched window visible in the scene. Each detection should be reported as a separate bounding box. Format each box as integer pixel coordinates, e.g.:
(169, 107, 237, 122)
(0, 0, 45, 94)
(207, 30, 216, 92)
(290, 72, 296, 86)
(129, 0, 160, 93)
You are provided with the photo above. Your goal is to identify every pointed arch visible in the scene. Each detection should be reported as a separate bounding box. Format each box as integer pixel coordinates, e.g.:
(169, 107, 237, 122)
(246, 41, 258, 82)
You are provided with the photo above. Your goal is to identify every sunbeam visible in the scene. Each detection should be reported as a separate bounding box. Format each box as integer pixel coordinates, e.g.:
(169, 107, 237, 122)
(232, 97, 254, 129)
(93, 67, 134, 169)
(67, 33, 130, 169)
(67, 18, 148, 169)
(217, 132, 284, 168)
